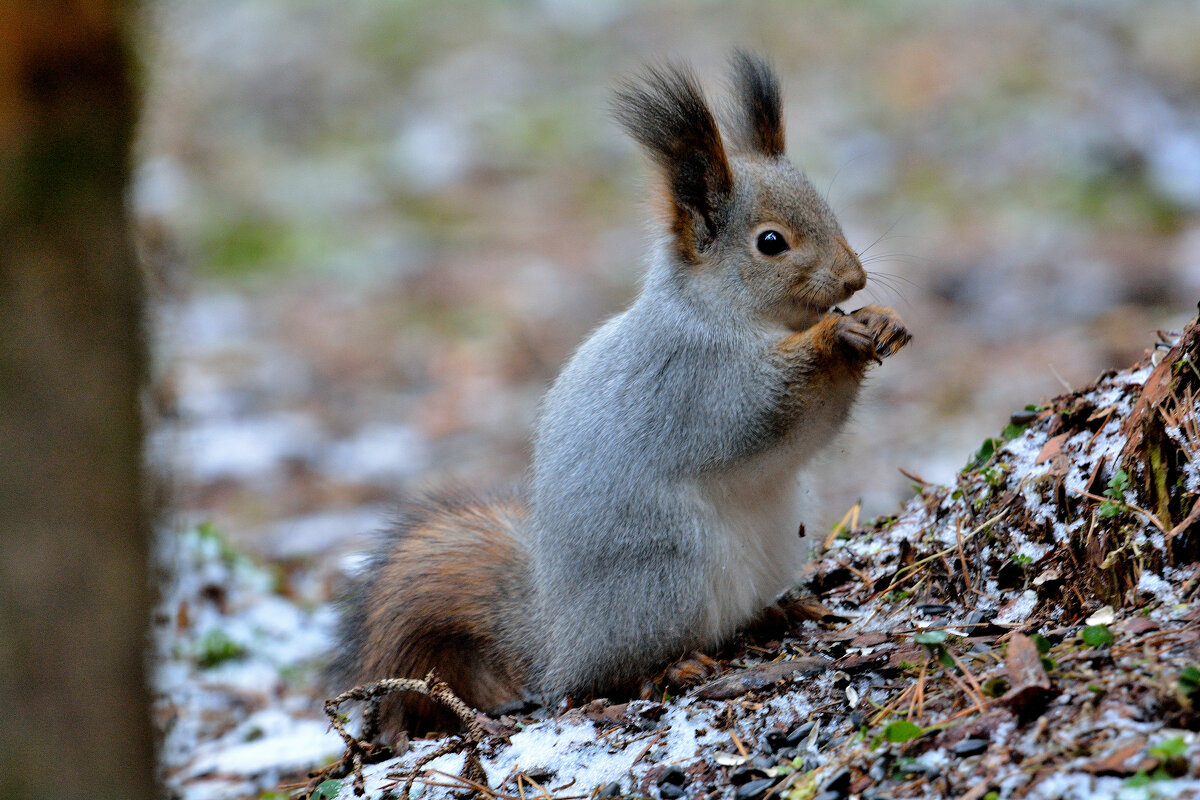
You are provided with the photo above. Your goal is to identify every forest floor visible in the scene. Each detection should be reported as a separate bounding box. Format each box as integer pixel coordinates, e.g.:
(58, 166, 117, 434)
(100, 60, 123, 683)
(154, 317, 1200, 800)
(137, 0, 1200, 543)
(141, 5, 1200, 797)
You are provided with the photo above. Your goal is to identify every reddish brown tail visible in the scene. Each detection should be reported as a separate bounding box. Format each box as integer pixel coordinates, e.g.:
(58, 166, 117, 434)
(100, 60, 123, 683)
(327, 490, 531, 735)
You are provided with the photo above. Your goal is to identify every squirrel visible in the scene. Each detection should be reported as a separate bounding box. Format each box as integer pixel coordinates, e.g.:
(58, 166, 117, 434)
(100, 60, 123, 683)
(327, 51, 910, 735)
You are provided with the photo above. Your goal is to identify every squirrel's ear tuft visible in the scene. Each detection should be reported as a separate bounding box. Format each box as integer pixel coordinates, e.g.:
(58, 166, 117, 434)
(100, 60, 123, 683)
(613, 62, 733, 260)
(727, 50, 785, 158)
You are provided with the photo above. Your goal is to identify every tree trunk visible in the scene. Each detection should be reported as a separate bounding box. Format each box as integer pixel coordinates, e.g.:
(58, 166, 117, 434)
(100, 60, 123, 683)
(0, 3, 155, 797)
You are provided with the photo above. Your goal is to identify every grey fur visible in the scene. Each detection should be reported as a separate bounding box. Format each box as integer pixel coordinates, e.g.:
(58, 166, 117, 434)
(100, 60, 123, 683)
(332, 53, 907, 719)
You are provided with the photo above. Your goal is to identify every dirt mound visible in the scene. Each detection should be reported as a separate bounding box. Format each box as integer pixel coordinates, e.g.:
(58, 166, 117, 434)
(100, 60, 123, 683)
(303, 316, 1200, 800)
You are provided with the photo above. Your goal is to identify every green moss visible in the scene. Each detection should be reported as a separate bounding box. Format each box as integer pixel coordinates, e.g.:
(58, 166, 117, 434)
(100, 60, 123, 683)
(195, 629, 248, 669)
(1052, 168, 1185, 234)
(198, 218, 298, 277)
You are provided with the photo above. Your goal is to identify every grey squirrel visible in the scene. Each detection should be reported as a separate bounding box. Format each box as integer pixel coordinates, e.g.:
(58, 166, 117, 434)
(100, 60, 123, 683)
(328, 51, 910, 734)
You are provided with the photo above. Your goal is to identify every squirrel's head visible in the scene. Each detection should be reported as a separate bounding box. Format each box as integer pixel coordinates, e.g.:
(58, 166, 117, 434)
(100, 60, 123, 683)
(614, 51, 866, 331)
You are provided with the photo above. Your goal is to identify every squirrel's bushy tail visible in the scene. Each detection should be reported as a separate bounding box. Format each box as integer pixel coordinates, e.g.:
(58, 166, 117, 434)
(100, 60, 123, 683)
(327, 490, 531, 735)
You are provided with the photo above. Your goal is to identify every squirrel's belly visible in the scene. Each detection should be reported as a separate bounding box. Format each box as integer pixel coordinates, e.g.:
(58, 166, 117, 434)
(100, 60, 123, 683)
(691, 463, 810, 644)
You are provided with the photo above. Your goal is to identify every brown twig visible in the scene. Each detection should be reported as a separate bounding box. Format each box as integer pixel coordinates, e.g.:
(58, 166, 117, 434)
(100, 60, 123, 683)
(419, 770, 513, 800)
(631, 732, 663, 765)
(824, 503, 861, 548)
(1074, 488, 1165, 532)
(870, 681, 916, 726)
(521, 772, 557, 800)
(842, 561, 875, 587)
(1111, 625, 1198, 656)
(948, 651, 990, 713)
(955, 519, 974, 594)
(933, 700, 997, 726)
(323, 672, 488, 800)
(875, 512, 1007, 599)
(907, 659, 927, 721)
(942, 657, 988, 718)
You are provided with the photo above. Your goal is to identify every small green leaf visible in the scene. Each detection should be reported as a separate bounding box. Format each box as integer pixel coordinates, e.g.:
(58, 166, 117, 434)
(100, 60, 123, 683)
(981, 677, 1009, 698)
(1098, 500, 1124, 518)
(913, 630, 948, 646)
(966, 438, 998, 471)
(882, 719, 925, 743)
(1001, 422, 1026, 440)
(939, 649, 956, 669)
(1125, 771, 1152, 788)
(1149, 735, 1187, 761)
(1179, 665, 1200, 692)
(311, 779, 343, 800)
(1040, 656, 1056, 672)
(1125, 766, 1173, 787)
(1081, 625, 1114, 647)
(1030, 633, 1052, 654)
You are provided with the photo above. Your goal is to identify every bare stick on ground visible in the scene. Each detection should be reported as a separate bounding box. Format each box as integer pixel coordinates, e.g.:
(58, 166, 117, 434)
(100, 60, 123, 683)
(316, 672, 487, 799)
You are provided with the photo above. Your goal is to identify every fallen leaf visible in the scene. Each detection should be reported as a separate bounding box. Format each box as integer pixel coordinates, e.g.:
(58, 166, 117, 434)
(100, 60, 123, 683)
(849, 631, 889, 648)
(1032, 569, 1060, 587)
(836, 650, 893, 673)
(693, 657, 827, 700)
(1120, 617, 1159, 636)
(1036, 433, 1070, 464)
(1002, 632, 1058, 721)
(1084, 737, 1153, 776)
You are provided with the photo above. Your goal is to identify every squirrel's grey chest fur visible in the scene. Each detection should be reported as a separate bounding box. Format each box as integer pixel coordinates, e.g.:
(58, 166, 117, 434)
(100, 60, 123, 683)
(524, 263, 837, 698)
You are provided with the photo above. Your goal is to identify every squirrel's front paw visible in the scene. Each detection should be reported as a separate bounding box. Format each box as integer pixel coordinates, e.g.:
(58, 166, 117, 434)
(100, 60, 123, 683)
(847, 305, 911, 360)
(782, 305, 910, 368)
(826, 313, 879, 363)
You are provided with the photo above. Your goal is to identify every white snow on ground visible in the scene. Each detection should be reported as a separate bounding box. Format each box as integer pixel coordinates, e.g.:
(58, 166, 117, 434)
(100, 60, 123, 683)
(155, 526, 344, 799)
(185, 711, 341, 780)
(994, 590, 1039, 626)
(163, 411, 326, 484)
(339, 700, 737, 800)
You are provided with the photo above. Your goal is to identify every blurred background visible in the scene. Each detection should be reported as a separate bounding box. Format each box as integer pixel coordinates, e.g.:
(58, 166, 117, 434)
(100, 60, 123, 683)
(136, 0, 1200, 571)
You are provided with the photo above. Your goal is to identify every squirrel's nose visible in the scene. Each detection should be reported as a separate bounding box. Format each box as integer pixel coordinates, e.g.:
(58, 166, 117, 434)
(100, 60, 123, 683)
(844, 268, 867, 294)
(836, 236, 867, 293)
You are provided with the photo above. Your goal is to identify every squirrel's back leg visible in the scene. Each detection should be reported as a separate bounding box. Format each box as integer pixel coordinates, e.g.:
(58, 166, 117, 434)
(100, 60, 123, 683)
(327, 491, 531, 736)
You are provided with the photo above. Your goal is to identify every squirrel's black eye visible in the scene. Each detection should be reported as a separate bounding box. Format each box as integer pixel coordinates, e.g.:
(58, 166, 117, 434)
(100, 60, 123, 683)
(756, 230, 789, 256)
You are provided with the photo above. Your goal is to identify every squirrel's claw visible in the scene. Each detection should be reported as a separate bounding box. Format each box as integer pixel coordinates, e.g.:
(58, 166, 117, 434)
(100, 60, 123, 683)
(874, 326, 912, 359)
(849, 305, 911, 362)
